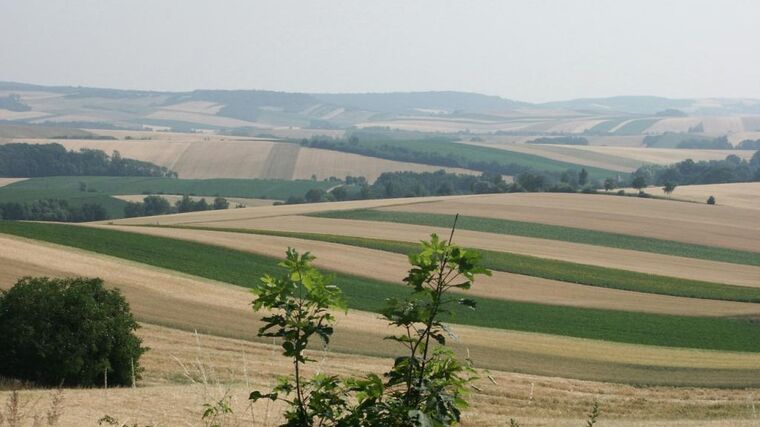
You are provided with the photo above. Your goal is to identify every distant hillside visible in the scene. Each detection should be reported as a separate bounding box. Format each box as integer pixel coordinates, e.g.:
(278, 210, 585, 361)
(1, 81, 759, 133)
(313, 91, 528, 114)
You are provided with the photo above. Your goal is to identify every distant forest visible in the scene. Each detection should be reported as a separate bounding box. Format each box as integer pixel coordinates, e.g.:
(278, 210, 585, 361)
(0, 199, 107, 222)
(0, 143, 176, 178)
(633, 151, 760, 186)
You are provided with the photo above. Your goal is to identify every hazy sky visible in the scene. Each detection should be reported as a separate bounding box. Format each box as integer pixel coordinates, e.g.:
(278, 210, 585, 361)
(1, 0, 759, 102)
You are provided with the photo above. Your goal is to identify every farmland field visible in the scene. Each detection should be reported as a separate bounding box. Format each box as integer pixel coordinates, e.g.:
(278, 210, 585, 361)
(621, 182, 760, 210)
(5, 133, 477, 181)
(3, 189, 760, 425)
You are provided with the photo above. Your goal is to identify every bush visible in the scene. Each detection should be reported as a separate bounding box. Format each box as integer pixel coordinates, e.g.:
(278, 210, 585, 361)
(707, 195, 716, 205)
(0, 277, 146, 387)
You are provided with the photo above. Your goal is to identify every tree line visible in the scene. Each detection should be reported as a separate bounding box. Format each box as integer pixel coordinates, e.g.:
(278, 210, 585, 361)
(0, 199, 108, 222)
(632, 151, 760, 187)
(0, 143, 177, 177)
(301, 136, 540, 177)
(123, 195, 230, 218)
(283, 167, 600, 205)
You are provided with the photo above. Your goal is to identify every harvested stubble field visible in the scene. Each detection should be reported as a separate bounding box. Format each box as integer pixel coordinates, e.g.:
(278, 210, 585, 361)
(7, 136, 476, 181)
(108, 196, 760, 286)
(168, 225, 760, 302)
(3, 324, 760, 427)
(3, 223, 760, 356)
(564, 145, 756, 165)
(621, 182, 760, 211)
(370, 193, 760, 254)
(79, 224, 760, 316)
(1, 229, 760, 389)
(3, 190, 760, 425)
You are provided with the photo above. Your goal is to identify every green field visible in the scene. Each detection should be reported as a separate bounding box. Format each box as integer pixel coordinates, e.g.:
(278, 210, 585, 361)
(2, 221, 759, 352)
(309, 138, 619, 179)
(310, 209, 760, 267)
(166, 225, 760, 303)
(0, 176, 334, 219)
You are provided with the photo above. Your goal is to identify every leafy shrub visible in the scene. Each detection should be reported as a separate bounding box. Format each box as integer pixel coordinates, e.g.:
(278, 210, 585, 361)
(0, 277, 146, 387)
(249, 218, 491, 425)
(707, 195, 716, 205)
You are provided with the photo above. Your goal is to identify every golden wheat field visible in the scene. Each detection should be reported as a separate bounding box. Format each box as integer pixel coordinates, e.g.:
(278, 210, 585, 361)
(4, 134, 477, 181)
(620, 182, 760, 211)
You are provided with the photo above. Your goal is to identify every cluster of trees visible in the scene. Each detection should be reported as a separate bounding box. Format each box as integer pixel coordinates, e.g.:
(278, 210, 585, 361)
(0, 94, 31, 111)
(285, 167, 601, 205)
(0, 277, 145, 386)
(737, 139, 760, 150)
(676, 136, 732, 149)
(123, 195, 229, 218)
(526, 136, 588, 145)
(631, 151, 760, 186)
(0, 143, 177, 177)
(0, 199, 108, 222)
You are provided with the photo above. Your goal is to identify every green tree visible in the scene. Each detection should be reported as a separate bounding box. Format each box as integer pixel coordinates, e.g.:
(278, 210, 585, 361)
(249, 218, 491, 426)
(579, 168, 588, 186)
(603, 177, 616, 192)
(213, 196, 229, 210)
(144, 195, 172, 215)
(707, 195, 716, 205)
(249, 249, 348, 425)
(0, 277, 146, 387)
(345, 219, 490, 426)
(631, 175, 647, 192)
(305, 188, 326, 203)
(663, 182, 677, 197)
(331, 186, 349, 201)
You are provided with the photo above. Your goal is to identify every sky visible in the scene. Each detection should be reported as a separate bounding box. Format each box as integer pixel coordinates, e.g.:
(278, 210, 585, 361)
(1, 0, 759, 102)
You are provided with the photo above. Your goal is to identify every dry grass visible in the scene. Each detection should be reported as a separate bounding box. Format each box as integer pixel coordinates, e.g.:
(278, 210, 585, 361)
(2, 324, 759, 426)
(620, 183, 760, 211)
(1, 234, 759, 387)
(83, 224, 760, 317)
(378, 193, 760, 252)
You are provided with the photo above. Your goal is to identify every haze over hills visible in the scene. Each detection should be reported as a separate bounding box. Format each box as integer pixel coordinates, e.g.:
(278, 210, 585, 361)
(2, 81, 760, 135)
